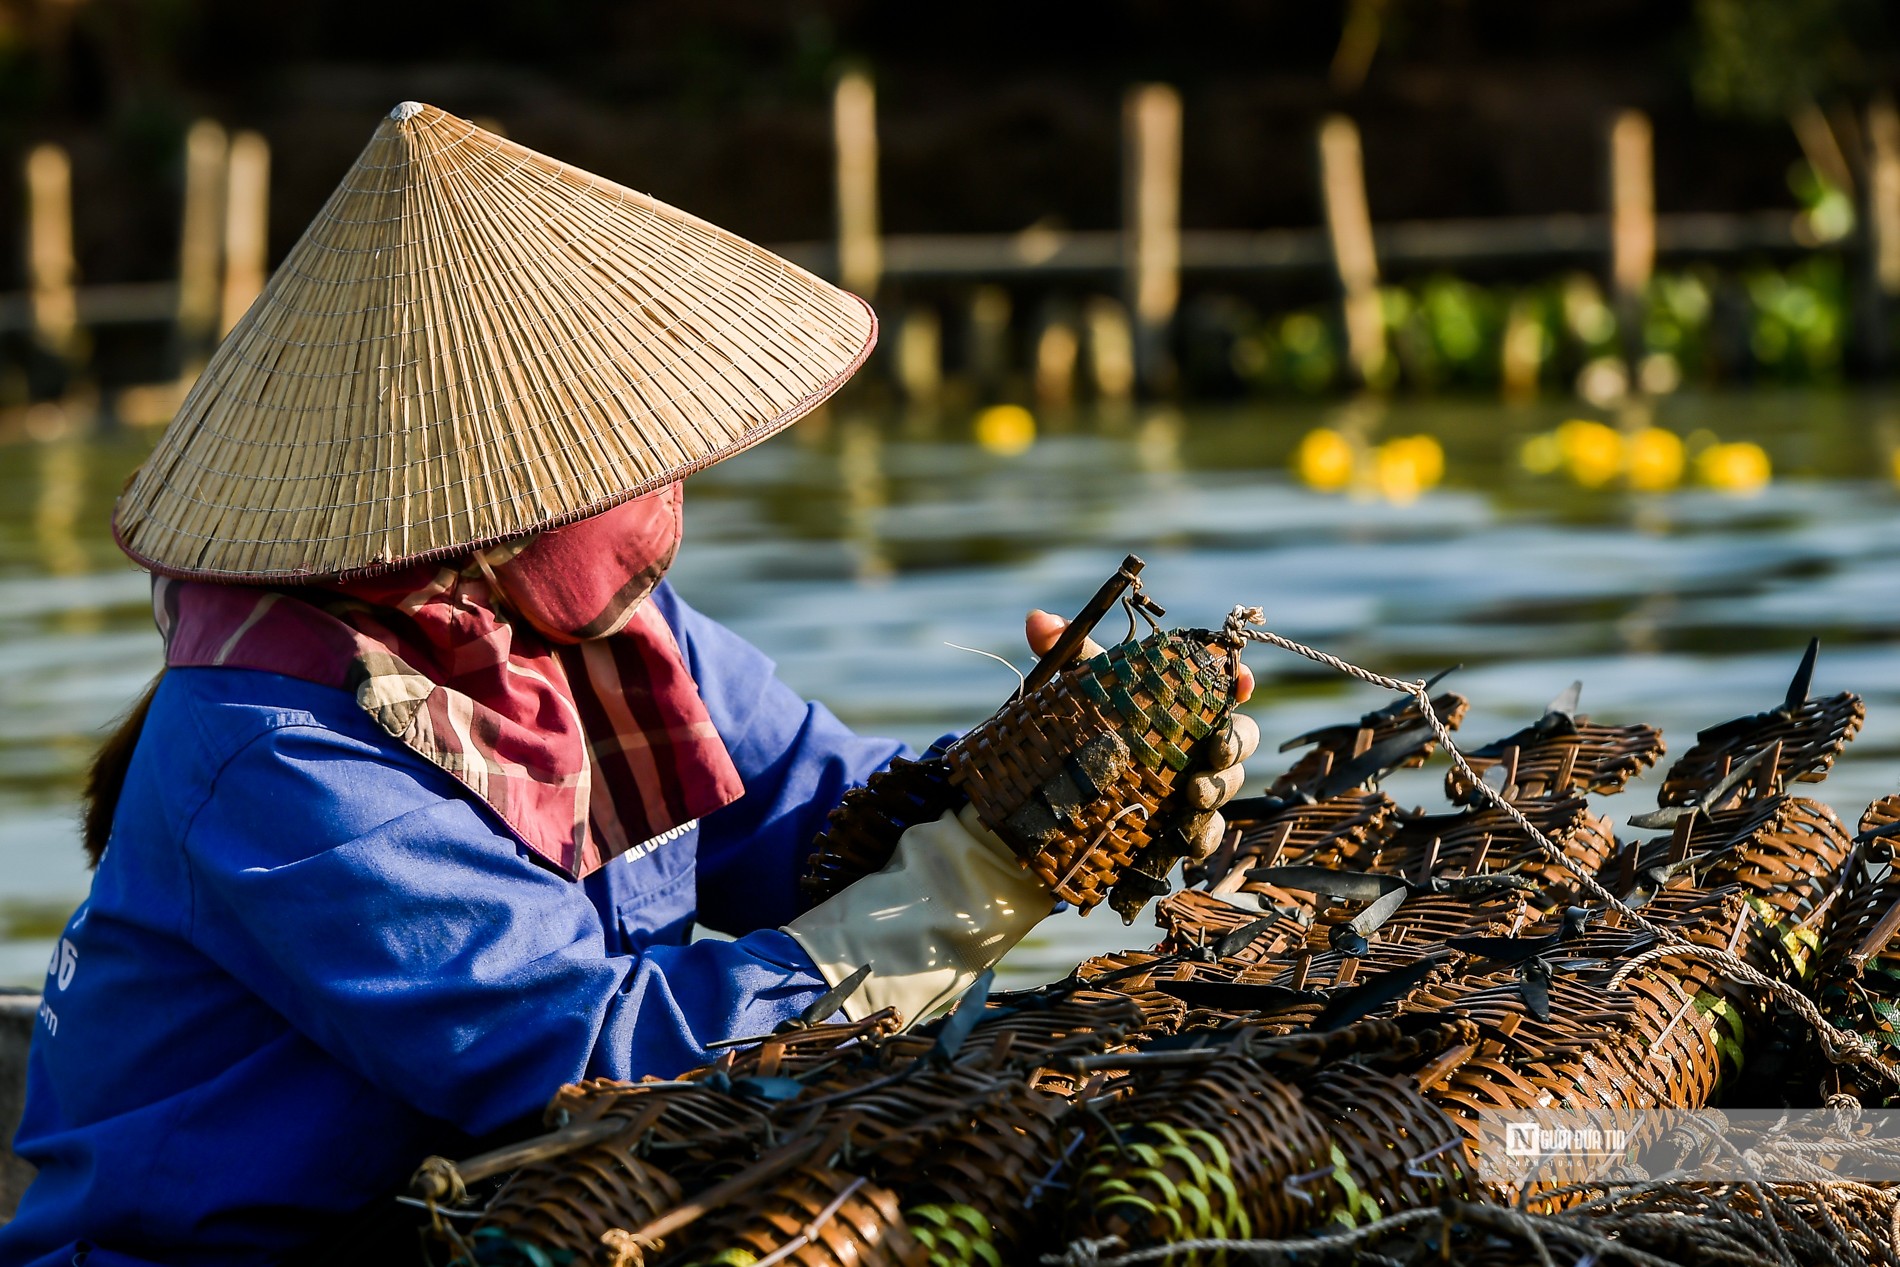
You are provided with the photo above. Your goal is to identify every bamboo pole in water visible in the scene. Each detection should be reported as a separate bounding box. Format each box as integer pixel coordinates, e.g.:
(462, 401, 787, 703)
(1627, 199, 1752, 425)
(1123, 84, 1181, 394)
(219, 130, 270, 336)
(1859, 97, 1900, 371)
(833, 70, 881, 298)
(1609, 110, 1655, 368)
(25, 144, 79, 360)
(176, 120, 228, 351)
(1318, 115, 1385, 387)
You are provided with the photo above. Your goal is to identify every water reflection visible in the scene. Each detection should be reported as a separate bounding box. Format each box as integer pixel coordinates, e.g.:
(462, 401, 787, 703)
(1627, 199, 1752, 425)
(2, 393, 1899, 986)
(34, 442, 87, 582)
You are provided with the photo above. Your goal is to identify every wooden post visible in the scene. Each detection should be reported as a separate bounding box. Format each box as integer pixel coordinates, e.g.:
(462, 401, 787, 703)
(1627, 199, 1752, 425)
(832, 70, 881, 298)
(1123, 84, 1181, 394)
(1084, 296, 1136, 403)
(219, 130, 270, 335)
(1790, 100, 1854, 197)
(1034, 313, 1079, 409)
(1317, 115, 1385, 388)
(837, 415, 890, 582)
(1609, 110, 1655, 362)
(1859, 97, 1900, 372)
(24, 143, 79, 360)
(894, 306, 942, 405)
(1499, 294, 1544, 402)
(967, 285, 1012, 392)
(176, 119, 228, 352)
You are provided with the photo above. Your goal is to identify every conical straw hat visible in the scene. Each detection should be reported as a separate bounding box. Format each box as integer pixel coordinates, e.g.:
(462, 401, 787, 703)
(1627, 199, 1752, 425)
(114, 101, 876, 581)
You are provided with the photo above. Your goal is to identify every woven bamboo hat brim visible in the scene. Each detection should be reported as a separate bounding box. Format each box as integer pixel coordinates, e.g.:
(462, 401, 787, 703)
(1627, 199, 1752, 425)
(114, 101, 876, 582)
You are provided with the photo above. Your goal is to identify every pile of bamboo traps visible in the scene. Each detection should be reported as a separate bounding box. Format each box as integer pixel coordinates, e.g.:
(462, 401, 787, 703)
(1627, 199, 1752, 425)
(411, 632, 1900, 1267)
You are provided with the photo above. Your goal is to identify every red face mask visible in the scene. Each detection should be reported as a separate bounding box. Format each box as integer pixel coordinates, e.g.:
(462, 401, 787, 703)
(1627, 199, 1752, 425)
(484, 484, 685, 643)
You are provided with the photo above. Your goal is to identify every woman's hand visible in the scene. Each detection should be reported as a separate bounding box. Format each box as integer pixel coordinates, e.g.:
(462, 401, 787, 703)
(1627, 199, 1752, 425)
(1024, 610, 1259, 861)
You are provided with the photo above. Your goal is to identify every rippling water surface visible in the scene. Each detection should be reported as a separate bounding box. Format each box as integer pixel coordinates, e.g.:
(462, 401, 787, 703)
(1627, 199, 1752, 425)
(4, 391, 1899, 987)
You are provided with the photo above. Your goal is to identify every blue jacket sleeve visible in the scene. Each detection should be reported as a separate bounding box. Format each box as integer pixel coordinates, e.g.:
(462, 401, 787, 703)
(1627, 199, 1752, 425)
(181, 721, 827, 1136)
(656, 584, 907, 935)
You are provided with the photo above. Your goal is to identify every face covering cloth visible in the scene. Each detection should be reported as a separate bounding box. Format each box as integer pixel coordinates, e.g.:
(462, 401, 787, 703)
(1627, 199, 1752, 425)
(152, 485, 744, 878)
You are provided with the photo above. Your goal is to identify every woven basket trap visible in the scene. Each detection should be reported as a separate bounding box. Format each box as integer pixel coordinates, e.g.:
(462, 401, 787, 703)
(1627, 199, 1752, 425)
(1446, 717, 1664, 803)
(945, 628, 1238, 912)
(1659, 690, 1865, 807)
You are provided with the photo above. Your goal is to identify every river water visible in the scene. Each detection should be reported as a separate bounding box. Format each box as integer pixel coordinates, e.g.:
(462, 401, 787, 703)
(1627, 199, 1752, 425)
(3, 391, 1899, 988)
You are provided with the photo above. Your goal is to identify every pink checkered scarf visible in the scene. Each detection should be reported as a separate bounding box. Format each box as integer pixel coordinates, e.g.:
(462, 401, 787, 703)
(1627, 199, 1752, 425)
(153, 486, 744, 878)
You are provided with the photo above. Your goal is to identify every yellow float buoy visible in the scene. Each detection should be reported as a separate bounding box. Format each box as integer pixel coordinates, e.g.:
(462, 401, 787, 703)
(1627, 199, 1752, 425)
(974, 404, 1037, 456)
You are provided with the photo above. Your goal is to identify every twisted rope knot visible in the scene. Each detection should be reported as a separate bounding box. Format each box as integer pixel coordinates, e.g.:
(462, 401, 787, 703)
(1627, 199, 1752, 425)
(1045, 1234, 1124, 1265)
(599, 1229, 646, 1267)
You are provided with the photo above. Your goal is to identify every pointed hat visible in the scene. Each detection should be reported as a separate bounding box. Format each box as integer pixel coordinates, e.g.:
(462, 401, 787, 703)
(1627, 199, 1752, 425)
(114, 101, 876, 581)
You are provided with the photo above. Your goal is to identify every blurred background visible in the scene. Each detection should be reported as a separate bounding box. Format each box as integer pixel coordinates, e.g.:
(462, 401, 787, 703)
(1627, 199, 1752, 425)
(3, 0, 1900, 983)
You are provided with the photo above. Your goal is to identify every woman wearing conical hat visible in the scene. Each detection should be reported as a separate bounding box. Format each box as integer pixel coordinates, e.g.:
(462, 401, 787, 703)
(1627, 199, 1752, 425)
(0, 104, 1255, 1265)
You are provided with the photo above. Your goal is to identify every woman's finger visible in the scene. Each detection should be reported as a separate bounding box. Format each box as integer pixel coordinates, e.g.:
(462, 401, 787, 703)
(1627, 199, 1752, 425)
(1186, 764, 1247, 810)
(1024, 610, 1106, 661)
(1229, 713, 1260, 761)
(1184, 811, 1226, 862)
(1206, 714, 1261, 770)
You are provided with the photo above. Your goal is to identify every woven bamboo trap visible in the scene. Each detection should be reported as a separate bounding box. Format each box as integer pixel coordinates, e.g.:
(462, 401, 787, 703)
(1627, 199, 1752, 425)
(801, 757, 963, 906)
(948, 627, 1240, 916)
(667, 1166, 925, 1267)
(804, 624, 1242, 919)
(805, 558, 1244, 920)
(1198, 791, 1397, 889)
(1357, 796, 1617, 900)
(1443, 683, 1664, 805)
(1811, 796, 1900, 1098)
(1658, 639, 1865, 808)
(1065, 1058, 1340, 1256)
(1268, 689, 1469, 801)
(1613, 793, 1852, 962)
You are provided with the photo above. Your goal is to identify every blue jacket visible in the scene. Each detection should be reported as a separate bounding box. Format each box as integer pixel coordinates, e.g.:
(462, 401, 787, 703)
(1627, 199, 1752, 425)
(0, 583, 904, 1267)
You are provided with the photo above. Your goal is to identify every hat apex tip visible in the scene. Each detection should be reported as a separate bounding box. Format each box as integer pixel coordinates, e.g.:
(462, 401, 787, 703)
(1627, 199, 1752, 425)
(390, 101, 427, 122)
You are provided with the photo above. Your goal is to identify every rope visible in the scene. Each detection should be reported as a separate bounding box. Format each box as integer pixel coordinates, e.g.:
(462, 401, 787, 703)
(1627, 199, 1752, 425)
(1048, 1189, 1897, 1267)
(1040, 1200, 1712, 1267)
(1219, 606, 1900, 1090)
(1609, 943, 1900, 1078)
(1039, 1206, 1443, 1265)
